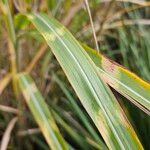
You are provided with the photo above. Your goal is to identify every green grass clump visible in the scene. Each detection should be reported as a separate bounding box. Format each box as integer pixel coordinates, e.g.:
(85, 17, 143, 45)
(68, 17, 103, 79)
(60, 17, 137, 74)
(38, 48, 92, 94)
(0, 0, 149, 149)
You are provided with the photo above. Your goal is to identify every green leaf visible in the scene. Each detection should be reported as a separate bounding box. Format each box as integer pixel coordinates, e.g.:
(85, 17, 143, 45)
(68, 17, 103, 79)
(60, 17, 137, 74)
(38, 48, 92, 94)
(53, 74, 107, 149)
(47, 0, 56, 10)
(17, 73, 68, 150)
(14, 14, 30, 31)
(82, 44, 150, 115)
(52, 109, 91, 150)
(25, 13, 143, 149)
(0, 74, 12, 95)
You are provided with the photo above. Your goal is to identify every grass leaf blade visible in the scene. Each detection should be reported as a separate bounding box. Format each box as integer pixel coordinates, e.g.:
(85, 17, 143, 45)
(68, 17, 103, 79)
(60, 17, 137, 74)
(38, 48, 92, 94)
(26, 13, 143, 149)
(52, 74, 107, 149)
(17, 73, 68, 150)
(83, 44, 150, 115)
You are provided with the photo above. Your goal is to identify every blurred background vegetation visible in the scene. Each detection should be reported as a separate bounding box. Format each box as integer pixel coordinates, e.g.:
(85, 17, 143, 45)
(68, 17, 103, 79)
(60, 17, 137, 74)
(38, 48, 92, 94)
(0, 0, 150, 149)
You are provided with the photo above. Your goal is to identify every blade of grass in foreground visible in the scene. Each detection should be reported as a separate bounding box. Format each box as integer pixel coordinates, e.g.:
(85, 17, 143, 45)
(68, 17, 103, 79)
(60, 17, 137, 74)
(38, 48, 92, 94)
(17, 73, 68, 150)
(82, 44, 150, 115)
(52, 104, 104, 149)
(26, 13, 143, 149)
(53, 74, 107, 149)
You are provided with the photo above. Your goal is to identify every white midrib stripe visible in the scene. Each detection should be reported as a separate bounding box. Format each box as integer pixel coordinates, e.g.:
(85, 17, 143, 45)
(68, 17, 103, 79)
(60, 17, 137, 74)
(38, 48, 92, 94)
(35, 14, 128, 149)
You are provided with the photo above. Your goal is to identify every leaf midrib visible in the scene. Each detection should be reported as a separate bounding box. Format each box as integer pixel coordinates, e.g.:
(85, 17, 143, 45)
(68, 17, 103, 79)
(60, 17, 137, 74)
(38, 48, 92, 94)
(35, 14, 128, 149)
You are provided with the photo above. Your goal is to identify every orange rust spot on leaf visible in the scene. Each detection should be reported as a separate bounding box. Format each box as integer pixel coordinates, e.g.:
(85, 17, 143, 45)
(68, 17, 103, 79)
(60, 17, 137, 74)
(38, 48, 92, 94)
(101, 57, 119, 76)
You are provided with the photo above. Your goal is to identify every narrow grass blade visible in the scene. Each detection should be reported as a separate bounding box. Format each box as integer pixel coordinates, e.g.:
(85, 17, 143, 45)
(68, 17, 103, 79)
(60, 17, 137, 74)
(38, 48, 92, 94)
(53, 74, 107, 149)
(52, 105, 104, 149)
(0, 105, 19, 114)
(52, 110, 90, 150)
(26, 13, 143, 149)
(0, 117, 18, 150)
(17, 73, 68, 150)
(83, 44, 150, 115)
